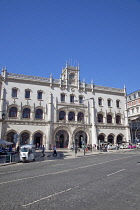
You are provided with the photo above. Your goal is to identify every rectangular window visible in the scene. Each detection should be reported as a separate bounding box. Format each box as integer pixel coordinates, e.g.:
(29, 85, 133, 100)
(79, 96, 83, 104)
(134, 94, 136, 99)
(38, 91, 42, 100)
(12, 88, 17, 97)
(70, 95, 74, 103)
(116, 100, 120, 108)
(61, 94, 65, 102)
(25, 90, 30, 99)
(98, 98, 102, 106)
(108, 99, 111, 107)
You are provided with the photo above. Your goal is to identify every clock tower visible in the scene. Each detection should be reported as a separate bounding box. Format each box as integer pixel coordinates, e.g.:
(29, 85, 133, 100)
(60, 61, 80, 87)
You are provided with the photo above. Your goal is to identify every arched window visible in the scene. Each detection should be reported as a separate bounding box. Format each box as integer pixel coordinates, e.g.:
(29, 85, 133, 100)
(117, 135, 123, 144)
(21, 132, 29, 145)
(108, 135, 114, 144)
(35, 109, 43, 119)
(68, 112, 75, 121)
(77, 112, 84, 121)
(22, 108, 30, 118)
(9, 107, 17, 118)
(98, 114, 103, 123)
(6, 132, 16, 147)
(116, 115, 121, 124)
(107, 114, 112, 123)
(59, 111, 66, 120)
(98, 134, 105, 142)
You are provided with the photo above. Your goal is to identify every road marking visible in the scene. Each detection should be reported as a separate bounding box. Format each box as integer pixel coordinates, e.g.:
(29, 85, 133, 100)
(51, 163, 70, 167)
(22, 185, 79, 207)
(107, 169, 125, 176)
(0, 170, 21, 175)
(0, 154, 138, 185)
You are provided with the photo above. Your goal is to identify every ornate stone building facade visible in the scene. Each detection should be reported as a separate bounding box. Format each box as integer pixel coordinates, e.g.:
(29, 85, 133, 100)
(127, 90, 140, 143)
(0, 63, 130, 148)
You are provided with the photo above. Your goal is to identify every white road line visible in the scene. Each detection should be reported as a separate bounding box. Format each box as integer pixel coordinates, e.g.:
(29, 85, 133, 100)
(22, 185, 79, 207)
(0, 170, 21, 175)
(107, 169, 125, 177)
(0, 154, 138, 185)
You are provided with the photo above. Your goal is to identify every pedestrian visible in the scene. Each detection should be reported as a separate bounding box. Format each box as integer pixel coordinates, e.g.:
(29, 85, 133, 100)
(42, 145, 45, 157)
(53, 145, 57, 156)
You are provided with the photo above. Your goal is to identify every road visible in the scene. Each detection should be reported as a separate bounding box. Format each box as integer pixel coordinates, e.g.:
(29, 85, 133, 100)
(0, 150, 140, 210)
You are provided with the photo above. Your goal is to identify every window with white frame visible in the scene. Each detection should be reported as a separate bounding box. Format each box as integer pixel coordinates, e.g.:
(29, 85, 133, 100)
(25, 90, 30, 99)
(116, 100, 120, 108)
(12, 88, 17, 98)
(37, 91, 42, 100)
(108, 99, 111, 107)
(79, 96, 83, 104)
(98, 98, 103, 106)
(61, 94, 65, 102)
(70, 95, 74, 103)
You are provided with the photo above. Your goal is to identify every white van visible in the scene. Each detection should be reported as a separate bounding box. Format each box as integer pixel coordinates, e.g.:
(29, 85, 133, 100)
(20, 144, 36, 163)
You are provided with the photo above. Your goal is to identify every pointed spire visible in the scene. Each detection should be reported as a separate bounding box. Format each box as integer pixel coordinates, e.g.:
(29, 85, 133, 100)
(66, 60, 68, 68)
(91, 79, 94, 84)
(50, 73, 52, 78)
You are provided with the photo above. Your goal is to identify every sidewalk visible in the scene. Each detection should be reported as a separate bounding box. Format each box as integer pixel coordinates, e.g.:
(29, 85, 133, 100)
(0, 148, 134, 166)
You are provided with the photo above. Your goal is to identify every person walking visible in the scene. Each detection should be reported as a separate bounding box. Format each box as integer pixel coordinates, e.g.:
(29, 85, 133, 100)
(42, 145, 45, 157)
(53, 145, 57, 156)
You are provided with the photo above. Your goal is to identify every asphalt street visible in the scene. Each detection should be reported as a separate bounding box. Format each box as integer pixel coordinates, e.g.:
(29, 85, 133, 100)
(0, 150, 140, 210)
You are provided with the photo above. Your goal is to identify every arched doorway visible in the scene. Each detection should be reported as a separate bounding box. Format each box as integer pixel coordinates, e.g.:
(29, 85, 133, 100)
(108, 135, 114, 144)
(75, 130, 87, 148)
(116, 135, 123, 144)
(55, 130, 69, 148)
(6, 132, 16, 148)
(98, 134, 105, 143)
(20, 132, 30, 145)
(34, 133, 43, 148)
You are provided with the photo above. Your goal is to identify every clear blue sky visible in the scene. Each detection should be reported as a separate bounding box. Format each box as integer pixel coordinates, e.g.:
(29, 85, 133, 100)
(0, 0, 140, 94)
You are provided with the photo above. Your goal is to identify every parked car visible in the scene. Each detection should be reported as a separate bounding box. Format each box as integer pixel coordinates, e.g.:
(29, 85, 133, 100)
(128, 145, 136, 149)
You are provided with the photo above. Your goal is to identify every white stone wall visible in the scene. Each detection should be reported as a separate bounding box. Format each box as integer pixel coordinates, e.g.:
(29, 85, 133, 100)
(0, 66, 130, 148)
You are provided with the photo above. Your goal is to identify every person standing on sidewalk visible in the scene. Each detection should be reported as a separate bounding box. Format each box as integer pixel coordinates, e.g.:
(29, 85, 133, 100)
(53, 145, 57, 156)
(42, 145, 45, 157)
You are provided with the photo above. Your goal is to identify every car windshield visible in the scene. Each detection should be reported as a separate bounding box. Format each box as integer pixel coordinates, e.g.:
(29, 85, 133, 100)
(21, 147, 28, 152)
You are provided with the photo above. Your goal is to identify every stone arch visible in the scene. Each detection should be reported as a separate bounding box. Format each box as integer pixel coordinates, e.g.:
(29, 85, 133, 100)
(20, 130, 31, 145)
(73, 127, 90, 147)
(108, 133, 115, 144)
(6, 130, 17, 147)
(98, 133, 106, 143)
(54, 126, 70, 148)
(116, 134, 124, 144)
(32, 130, 44, 148)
